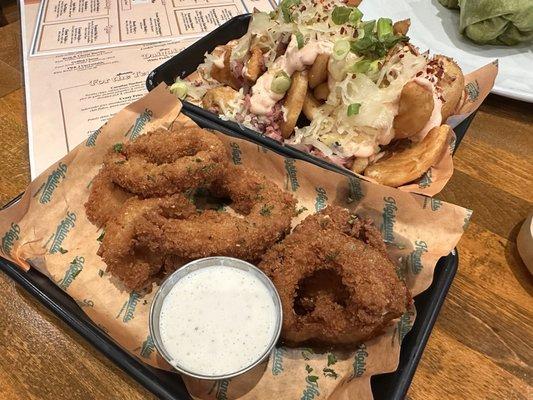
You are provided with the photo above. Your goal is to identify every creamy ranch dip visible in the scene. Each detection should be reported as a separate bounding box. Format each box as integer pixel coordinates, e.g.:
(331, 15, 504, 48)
(159, 265, 278, 377)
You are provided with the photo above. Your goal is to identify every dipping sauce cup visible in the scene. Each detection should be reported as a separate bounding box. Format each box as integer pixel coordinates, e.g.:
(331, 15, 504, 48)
(149, 257, 283, 380)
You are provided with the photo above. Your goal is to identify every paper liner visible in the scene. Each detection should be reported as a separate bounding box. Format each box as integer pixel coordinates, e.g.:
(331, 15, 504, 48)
(0, 84, 472, 399)
(188, 50, 497, 196)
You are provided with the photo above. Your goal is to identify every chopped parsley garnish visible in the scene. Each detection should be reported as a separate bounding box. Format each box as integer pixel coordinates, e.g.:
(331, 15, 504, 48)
(323, 368, 338, 379)
(307, 375, 319, 383)
(113, 143, 123, 153)
(347, 103, 361, 116)
(58, 247, 68, 254)
(96, 231, 105, 242)
(280, 0, 301, 22)
(305, 364, 313, 373)
(260, 204, 274, 216)
(296, 206, 308, 215)
(327, 353, 337, 366)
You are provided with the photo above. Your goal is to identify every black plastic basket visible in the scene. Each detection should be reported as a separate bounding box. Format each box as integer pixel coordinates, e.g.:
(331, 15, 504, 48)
(1, 112, 459, 400)
(146, 13, 475, 165)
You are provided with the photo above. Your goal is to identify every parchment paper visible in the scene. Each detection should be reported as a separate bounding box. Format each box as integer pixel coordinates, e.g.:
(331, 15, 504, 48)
(0, 84, 472, 399)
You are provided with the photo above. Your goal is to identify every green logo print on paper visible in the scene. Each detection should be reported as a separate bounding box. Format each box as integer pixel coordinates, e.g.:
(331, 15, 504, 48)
(347, 176, 364, 204)
(140, 335, 155, 358)
(418, 169, 432, 189)
(229, 142, 242, 165)
(208, 379, 230, 400)
(314, 187, 328, 211)
(406, 240, 428, 275)
(271, 347, 287, 375)
(86, 127, 102, 147)
(301, 375, 320, 400)
(465, 80, 480, 102)
(48, 211, 76, 254)
(36, 162, 68, 204)
(284, 158, 299, 192)
(423, 197, 442, 211)
(396, 309, 414, 343)
(127, 108, 153, 141)
(351, 343, 368, 378)
(1, 223, 20, 256)
(116, 291, 140, 323)
(380, 197, 397, 244)
(57, 256, 85, 290)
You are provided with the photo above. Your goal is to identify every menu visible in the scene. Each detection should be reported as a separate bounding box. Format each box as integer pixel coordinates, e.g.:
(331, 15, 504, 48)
(21, 0, 275, 177)
(30, 0, 274, 55)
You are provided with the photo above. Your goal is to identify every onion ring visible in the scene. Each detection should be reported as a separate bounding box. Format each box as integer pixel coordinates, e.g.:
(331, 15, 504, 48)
(105, 126, 228, 197)
(85, 169, 133, 227)
(259, 205, 411, 346)
(99, 195, 196, 290)
(136, 165, 297, 261)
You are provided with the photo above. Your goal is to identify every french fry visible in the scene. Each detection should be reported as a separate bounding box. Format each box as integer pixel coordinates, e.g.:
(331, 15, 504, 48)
(244, 46, 263, 83)
(280, 71, 308, 138)
(211, 45, 241, 90)
(393, 81, 434, 139)
(308, 54, 329, 89)
(435, 55, 464, 121)
(202, 86, 239, 113)
(364, 125, 450, 187)
(313, 82, 329, 101)
(302, 92, 321, 121)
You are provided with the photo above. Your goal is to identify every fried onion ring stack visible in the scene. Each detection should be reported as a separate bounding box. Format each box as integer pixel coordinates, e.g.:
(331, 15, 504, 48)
(85, 125, 296, 290)
(259, 205, 411, 346)
(137, 165, 296, 261)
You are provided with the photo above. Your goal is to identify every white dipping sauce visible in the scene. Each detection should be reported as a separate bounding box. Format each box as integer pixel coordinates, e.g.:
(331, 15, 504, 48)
(159, 265, 277, 376)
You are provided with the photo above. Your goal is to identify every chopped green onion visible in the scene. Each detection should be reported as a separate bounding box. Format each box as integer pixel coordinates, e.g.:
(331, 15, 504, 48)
(347, 59, 372, 73)
(295, 31, 305, 49)
(363, 20, 376, 36)
(271, 71, 291, 94)
(331, 6, 352, 25)
(347, 103, 361, 116)
(377, 18, 393, 40)
(169, 80, 188, 99)
(383, 34, 409, 48)
(280, 0, 301, 23)
(348, 8, 363, 25)
(113, 143, 123, 153)
(332, 39, 350, 60)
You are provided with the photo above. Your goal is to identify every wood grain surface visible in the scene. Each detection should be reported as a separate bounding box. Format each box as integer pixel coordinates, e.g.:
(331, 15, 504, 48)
(0, 19, 532, 400)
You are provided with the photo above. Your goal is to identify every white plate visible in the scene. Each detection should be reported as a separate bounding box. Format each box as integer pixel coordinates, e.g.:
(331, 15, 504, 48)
(360, 0, 533, 102)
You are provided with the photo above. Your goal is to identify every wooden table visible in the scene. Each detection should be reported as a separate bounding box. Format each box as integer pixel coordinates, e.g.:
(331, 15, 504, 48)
(0, 19, 532, 400)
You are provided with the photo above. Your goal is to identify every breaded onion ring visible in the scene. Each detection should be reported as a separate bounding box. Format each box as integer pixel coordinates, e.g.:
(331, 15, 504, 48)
(105, 126, 227, 197)
(99, 195, 196, 290)
(259, 206, 410, 346)
(136, 165, 297, 261)
(85, 169, 133, 227)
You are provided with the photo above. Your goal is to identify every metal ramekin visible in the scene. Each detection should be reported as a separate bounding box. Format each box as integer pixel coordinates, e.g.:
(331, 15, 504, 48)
(149, 256, 283, 380)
